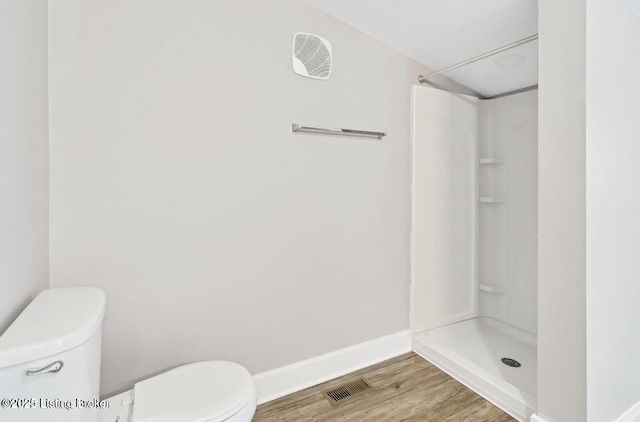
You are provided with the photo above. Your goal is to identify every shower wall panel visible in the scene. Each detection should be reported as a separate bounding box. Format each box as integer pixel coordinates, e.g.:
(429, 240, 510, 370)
(478, 90, 538, 334)
(411, 85, 478, 333)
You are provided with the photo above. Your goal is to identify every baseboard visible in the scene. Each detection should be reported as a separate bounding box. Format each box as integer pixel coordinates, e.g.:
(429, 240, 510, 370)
(616, 400, 640, 422)
(530, 415, 549, 422)
(252, 330, 412, 405)
(531, 414, 561, 422)
(531, 399, 640, 422)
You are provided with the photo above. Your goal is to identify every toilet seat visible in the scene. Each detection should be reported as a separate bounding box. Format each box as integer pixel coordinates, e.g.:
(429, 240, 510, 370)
(131, 361, 255, 422)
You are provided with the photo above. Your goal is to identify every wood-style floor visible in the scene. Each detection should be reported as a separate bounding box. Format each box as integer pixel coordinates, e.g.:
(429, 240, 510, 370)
(253, 352, 514, 422)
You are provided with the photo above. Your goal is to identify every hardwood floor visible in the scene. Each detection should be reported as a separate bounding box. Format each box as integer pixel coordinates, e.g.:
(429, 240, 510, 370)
(253, 352, 514, 422)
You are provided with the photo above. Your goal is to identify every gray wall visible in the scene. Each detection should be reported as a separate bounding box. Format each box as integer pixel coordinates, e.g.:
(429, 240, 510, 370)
(538, 1, 640, 420)
(48, 0, 431, 395)
(586, 0, 640, 420)
(0, 0, 49, 333)
(538, 0, 587, 420)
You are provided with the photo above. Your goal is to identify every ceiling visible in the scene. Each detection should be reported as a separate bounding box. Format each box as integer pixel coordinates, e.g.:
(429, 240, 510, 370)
(304, 0, 538, 98)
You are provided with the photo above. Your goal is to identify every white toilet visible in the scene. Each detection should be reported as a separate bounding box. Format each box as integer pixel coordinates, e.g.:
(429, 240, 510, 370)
(0, 287, 257, 422)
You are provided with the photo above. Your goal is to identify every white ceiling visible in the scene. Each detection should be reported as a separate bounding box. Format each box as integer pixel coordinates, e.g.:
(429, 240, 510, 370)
(304, 0, 538, 97)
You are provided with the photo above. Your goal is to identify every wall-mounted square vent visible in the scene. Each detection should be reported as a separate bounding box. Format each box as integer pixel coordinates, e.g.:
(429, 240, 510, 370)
(625, 0, 640, 18)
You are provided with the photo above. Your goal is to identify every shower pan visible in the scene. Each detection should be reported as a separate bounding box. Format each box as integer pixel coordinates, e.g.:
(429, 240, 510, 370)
(411, 85, 538, 422)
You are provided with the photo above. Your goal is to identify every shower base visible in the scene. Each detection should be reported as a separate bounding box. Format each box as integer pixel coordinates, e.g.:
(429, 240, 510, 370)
(412, 317, 536, 422)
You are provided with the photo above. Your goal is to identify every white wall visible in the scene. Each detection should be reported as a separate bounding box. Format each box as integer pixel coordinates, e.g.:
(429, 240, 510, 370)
(537, 0, 587, 420)
(0, 0, 49, 333)
(411, 85, 478, 333)
(478, 90, 538, 335)
(48, 0, 432, 396)
(586, 1, 640, 421)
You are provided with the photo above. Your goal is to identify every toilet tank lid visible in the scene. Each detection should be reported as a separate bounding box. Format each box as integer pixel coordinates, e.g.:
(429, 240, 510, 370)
(0, 287, 106, 368)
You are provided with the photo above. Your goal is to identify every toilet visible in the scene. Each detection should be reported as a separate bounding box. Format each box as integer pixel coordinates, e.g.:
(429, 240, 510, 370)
(0, 287, 256, 422)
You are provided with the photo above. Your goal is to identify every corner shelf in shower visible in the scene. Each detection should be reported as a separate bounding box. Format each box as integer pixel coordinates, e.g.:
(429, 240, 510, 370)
(479, 156, 506, 164)
(479, 197, 505, 203)
(479, 284, 506, 294)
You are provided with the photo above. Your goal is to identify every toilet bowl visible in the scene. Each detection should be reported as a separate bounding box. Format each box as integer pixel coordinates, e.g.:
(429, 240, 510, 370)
(100, 360, 257, 422)
(0, 288, 256, 422)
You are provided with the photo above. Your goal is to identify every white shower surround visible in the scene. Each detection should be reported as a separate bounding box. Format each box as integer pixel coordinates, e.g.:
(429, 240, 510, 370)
(411, 85, 538, 421)
(413, 317, 536, 421)
(478, 90, 538, 334)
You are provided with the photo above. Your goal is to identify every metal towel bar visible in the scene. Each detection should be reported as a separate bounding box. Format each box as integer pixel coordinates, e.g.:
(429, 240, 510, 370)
(292, 124, 386, 140)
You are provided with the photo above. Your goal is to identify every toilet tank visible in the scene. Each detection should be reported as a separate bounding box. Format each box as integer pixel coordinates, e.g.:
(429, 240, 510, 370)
(0, 287, 105, 422)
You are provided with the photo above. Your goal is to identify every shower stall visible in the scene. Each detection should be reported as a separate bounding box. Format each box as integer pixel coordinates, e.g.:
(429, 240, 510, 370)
(411, 85, 538, 421)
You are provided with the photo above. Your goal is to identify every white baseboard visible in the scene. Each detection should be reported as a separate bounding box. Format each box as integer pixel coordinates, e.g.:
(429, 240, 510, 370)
(252, 330, 412, 405)
(531, 414, 560, 422)
(617, 400, 640, 422)
(531, 400, 640, 422)
(532, 399, 640, 422)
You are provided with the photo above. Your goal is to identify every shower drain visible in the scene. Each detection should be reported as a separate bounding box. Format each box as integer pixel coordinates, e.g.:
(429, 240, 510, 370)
(501, 357, 522, 368)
